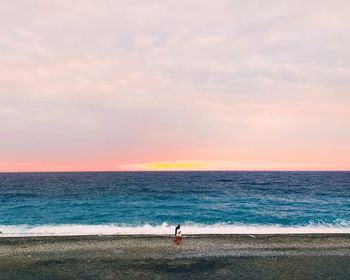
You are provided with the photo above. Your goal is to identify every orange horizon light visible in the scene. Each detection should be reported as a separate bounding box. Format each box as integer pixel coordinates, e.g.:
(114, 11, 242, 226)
(144, 162, 209, 170)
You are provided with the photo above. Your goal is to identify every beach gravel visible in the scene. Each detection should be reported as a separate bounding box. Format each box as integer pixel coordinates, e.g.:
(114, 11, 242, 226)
(0, 234, 349, 279)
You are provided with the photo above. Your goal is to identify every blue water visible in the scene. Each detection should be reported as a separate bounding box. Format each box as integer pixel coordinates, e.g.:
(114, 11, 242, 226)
(0, 172, 349, 235)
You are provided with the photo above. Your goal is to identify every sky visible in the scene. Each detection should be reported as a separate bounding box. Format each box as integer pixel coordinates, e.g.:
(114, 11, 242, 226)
(0, 0, 349, 171)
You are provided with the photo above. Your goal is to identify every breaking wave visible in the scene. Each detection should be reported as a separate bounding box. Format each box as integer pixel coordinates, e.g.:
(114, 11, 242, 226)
(1, 221, 349, 237)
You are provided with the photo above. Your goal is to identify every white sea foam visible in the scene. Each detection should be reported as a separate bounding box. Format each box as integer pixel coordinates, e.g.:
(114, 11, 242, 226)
(0, 223, 350, 237)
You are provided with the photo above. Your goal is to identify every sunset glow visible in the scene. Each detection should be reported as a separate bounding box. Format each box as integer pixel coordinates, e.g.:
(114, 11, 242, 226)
(0, 0, 349, 172)
(144, 162, 209, 170)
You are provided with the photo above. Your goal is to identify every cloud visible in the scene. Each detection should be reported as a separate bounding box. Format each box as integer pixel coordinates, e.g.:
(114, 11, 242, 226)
(0, 0, 349, 171)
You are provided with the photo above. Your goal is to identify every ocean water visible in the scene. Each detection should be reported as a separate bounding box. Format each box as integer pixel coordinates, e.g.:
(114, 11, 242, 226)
(0, 171, 349, 236)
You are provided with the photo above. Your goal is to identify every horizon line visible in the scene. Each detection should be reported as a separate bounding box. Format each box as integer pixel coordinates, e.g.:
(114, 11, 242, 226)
(1, 170, 349, 173)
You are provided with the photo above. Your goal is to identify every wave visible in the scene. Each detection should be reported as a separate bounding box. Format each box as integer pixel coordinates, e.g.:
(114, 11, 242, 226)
(1, 222, 350, 237)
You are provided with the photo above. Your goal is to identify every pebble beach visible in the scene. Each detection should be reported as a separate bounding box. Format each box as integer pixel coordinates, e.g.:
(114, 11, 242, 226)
(0, 234, 349, 279)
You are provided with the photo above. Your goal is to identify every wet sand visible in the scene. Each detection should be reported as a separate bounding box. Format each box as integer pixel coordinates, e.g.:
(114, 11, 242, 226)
(0, 234, 349, 279)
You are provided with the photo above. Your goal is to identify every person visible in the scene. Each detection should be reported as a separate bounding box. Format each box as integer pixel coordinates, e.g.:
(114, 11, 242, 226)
(174, 224, 182, 245)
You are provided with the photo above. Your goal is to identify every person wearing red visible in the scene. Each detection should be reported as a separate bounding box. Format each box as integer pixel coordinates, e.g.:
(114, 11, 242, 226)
(174, 224, 182, 245)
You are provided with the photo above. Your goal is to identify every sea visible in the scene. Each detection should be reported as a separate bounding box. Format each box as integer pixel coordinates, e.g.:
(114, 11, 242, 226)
(0, 171, 349, 236)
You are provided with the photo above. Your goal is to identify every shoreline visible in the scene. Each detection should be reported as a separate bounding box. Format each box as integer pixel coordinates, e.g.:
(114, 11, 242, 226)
(1, 234, 349, 279)
(0, 231, 350, 237)
(1, 223, 350, 237)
